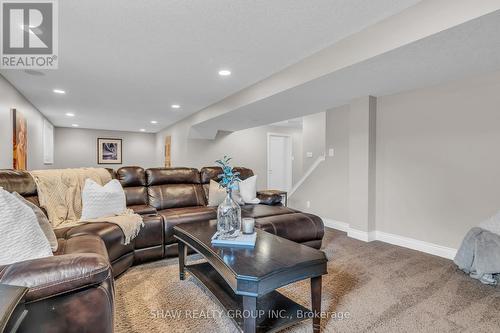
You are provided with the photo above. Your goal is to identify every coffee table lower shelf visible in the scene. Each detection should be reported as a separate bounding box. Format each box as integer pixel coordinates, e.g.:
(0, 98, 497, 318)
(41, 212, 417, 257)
(186, 262, 312, 333)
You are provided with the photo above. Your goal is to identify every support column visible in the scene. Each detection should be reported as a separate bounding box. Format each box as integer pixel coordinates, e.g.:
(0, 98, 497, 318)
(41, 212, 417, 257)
(348, 96, 376, 241)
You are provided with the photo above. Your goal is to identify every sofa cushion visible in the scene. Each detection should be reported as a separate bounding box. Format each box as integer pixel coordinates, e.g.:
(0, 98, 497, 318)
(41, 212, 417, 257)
(256, 190, 283, 205)
(200, 166, 255, 183)
(134, 215, 163, 249)
(148, 184, 206, 210)
(0, 251, 111, 303)
(200, 166, 221, 184)
(128, 204, 157, 215)
(255, 213, 324, 245)
(146, 167, 201, 185)
(64, 222, 134, 262)
(159, 206, 217, 244)
(233, 167, 254, 180)
(55, 234, 109, 260)
(0, 169, 37, 196)
(117, 166, 148, 206)
(146, 168, 206, 209)
(123, 186, 148, 206)
(241, 204, 297, 219)
(0, 170, 48, 232)
(116, 166, 146, 187)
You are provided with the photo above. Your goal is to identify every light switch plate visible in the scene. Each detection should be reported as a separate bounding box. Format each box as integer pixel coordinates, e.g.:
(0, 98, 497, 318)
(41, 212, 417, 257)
(306, 152, 313, 158)
(328, 148, 334, 157)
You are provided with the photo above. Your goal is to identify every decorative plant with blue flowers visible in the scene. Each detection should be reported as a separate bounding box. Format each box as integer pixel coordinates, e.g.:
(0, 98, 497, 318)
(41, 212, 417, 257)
(215, 156, 241, 193)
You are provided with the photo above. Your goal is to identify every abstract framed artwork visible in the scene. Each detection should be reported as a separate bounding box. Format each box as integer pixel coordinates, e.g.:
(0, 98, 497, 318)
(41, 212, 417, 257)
(12, 109, 27, 170)
(97, 138, 122, 164)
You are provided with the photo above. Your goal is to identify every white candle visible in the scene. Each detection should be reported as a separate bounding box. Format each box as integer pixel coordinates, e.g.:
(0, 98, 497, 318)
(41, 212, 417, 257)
(242, 217, 255, 234)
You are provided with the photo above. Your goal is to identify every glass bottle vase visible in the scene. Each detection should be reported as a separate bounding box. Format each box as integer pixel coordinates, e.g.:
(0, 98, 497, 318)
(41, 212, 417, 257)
(217, 191, 241, 239)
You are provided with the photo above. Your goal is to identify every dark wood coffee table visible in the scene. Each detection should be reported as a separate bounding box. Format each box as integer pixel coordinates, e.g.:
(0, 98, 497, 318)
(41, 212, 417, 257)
(174, 220, 328, 333)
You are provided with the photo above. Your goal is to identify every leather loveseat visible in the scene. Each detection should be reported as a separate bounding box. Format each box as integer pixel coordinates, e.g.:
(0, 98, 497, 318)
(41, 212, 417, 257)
(0, 166, 324, 333)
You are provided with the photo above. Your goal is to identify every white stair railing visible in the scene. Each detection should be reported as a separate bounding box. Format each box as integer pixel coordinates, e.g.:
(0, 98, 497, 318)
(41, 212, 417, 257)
(289, 154, 325, 198)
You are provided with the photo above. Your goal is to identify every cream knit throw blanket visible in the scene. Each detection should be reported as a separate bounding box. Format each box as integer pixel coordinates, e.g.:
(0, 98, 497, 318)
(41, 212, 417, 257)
(30, 168, 143, 245)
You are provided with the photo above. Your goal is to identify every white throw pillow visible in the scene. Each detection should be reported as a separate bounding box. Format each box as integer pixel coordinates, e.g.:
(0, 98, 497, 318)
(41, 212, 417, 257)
(0, 188, 53, 265)
(239, 175, 260, 204)
(81, 179, 127, 220)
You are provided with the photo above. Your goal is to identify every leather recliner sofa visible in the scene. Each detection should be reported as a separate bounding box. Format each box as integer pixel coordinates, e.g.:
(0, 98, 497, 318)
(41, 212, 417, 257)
(0, 166, 324, 333)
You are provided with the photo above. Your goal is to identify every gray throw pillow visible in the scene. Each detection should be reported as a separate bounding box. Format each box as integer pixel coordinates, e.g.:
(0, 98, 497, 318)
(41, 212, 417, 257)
(13, 192, 58, 252)
(208, 180, 245, 206)
(208, 180, 226, 206)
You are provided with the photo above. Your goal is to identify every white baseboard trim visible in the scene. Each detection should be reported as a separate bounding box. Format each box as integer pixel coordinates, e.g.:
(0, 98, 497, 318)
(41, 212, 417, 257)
(322, 218, 349, 232)
(321, 217, 457, 260)
(347, 228, 376, 242)
(374, 230, 457, 260)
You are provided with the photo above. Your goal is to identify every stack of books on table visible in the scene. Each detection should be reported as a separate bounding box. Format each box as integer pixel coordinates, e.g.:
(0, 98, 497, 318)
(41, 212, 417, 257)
(211, 232, 257, 248)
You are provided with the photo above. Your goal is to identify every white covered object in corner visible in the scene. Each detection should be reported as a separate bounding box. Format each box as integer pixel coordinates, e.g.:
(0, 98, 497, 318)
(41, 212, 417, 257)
(479, 210, 500, 236)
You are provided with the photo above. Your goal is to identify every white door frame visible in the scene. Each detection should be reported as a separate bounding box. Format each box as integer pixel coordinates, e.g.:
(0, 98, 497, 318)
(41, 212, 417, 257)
(267, 132, 293, 192)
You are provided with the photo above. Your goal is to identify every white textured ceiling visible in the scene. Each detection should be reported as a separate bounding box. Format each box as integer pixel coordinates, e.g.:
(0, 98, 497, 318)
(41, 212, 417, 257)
(193, 9, 500, 136)
(0, 0, 421, 132)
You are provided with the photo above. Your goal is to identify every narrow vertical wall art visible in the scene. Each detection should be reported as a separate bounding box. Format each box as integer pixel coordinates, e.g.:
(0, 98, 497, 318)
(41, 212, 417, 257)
(12, 109, 27, 170)
(164, 136, 171, 167)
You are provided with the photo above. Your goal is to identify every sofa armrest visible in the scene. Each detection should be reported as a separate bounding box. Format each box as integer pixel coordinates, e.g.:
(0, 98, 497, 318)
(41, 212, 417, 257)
(0, 253, 111, 302)
(128, 204, 157, 215)
(256, 190, 284, 205)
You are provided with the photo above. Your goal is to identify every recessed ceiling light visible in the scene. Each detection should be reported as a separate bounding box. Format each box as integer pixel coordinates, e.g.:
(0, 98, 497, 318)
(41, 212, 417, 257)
(71, 124, 79, 127)
(140, 129, 146, 132)
(171, 104, 180, 109)
(150, 120, 158, 124)
(53, 89, 66, 94)
(218, 69, 231, 76)
(65, 112, 75, 117)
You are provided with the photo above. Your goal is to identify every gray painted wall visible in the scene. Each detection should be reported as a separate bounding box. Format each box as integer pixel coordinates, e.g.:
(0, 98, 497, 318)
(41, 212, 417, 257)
(375, 70, 500, 248)
(289, 105, 349, 222)
(348, 96, 377, 233)
(0, 75, 53, 170)
(291, 70, 500, 249)
(53, 128, 157, 169)
(302, 112, 326, 171)
(156, 120, 303, 190)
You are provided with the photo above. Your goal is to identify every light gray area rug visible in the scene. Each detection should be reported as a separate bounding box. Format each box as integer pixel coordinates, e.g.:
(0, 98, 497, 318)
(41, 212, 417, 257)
(115, 229, 500, 332)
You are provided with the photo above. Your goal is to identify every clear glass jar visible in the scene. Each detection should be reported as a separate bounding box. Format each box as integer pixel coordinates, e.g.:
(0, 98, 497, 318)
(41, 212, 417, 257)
(217, 191, 241, 239)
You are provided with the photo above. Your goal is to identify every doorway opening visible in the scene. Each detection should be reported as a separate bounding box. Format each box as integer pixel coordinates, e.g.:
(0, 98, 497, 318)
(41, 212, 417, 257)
(267, 133, 292, 192)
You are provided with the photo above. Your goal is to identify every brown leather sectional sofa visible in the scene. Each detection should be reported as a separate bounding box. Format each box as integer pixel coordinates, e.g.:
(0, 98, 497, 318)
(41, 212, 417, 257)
(0, 166, 324, 333)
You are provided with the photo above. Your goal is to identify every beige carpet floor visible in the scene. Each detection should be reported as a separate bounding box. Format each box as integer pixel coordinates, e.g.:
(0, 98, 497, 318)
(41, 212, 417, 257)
(115, 229, 500, 333)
